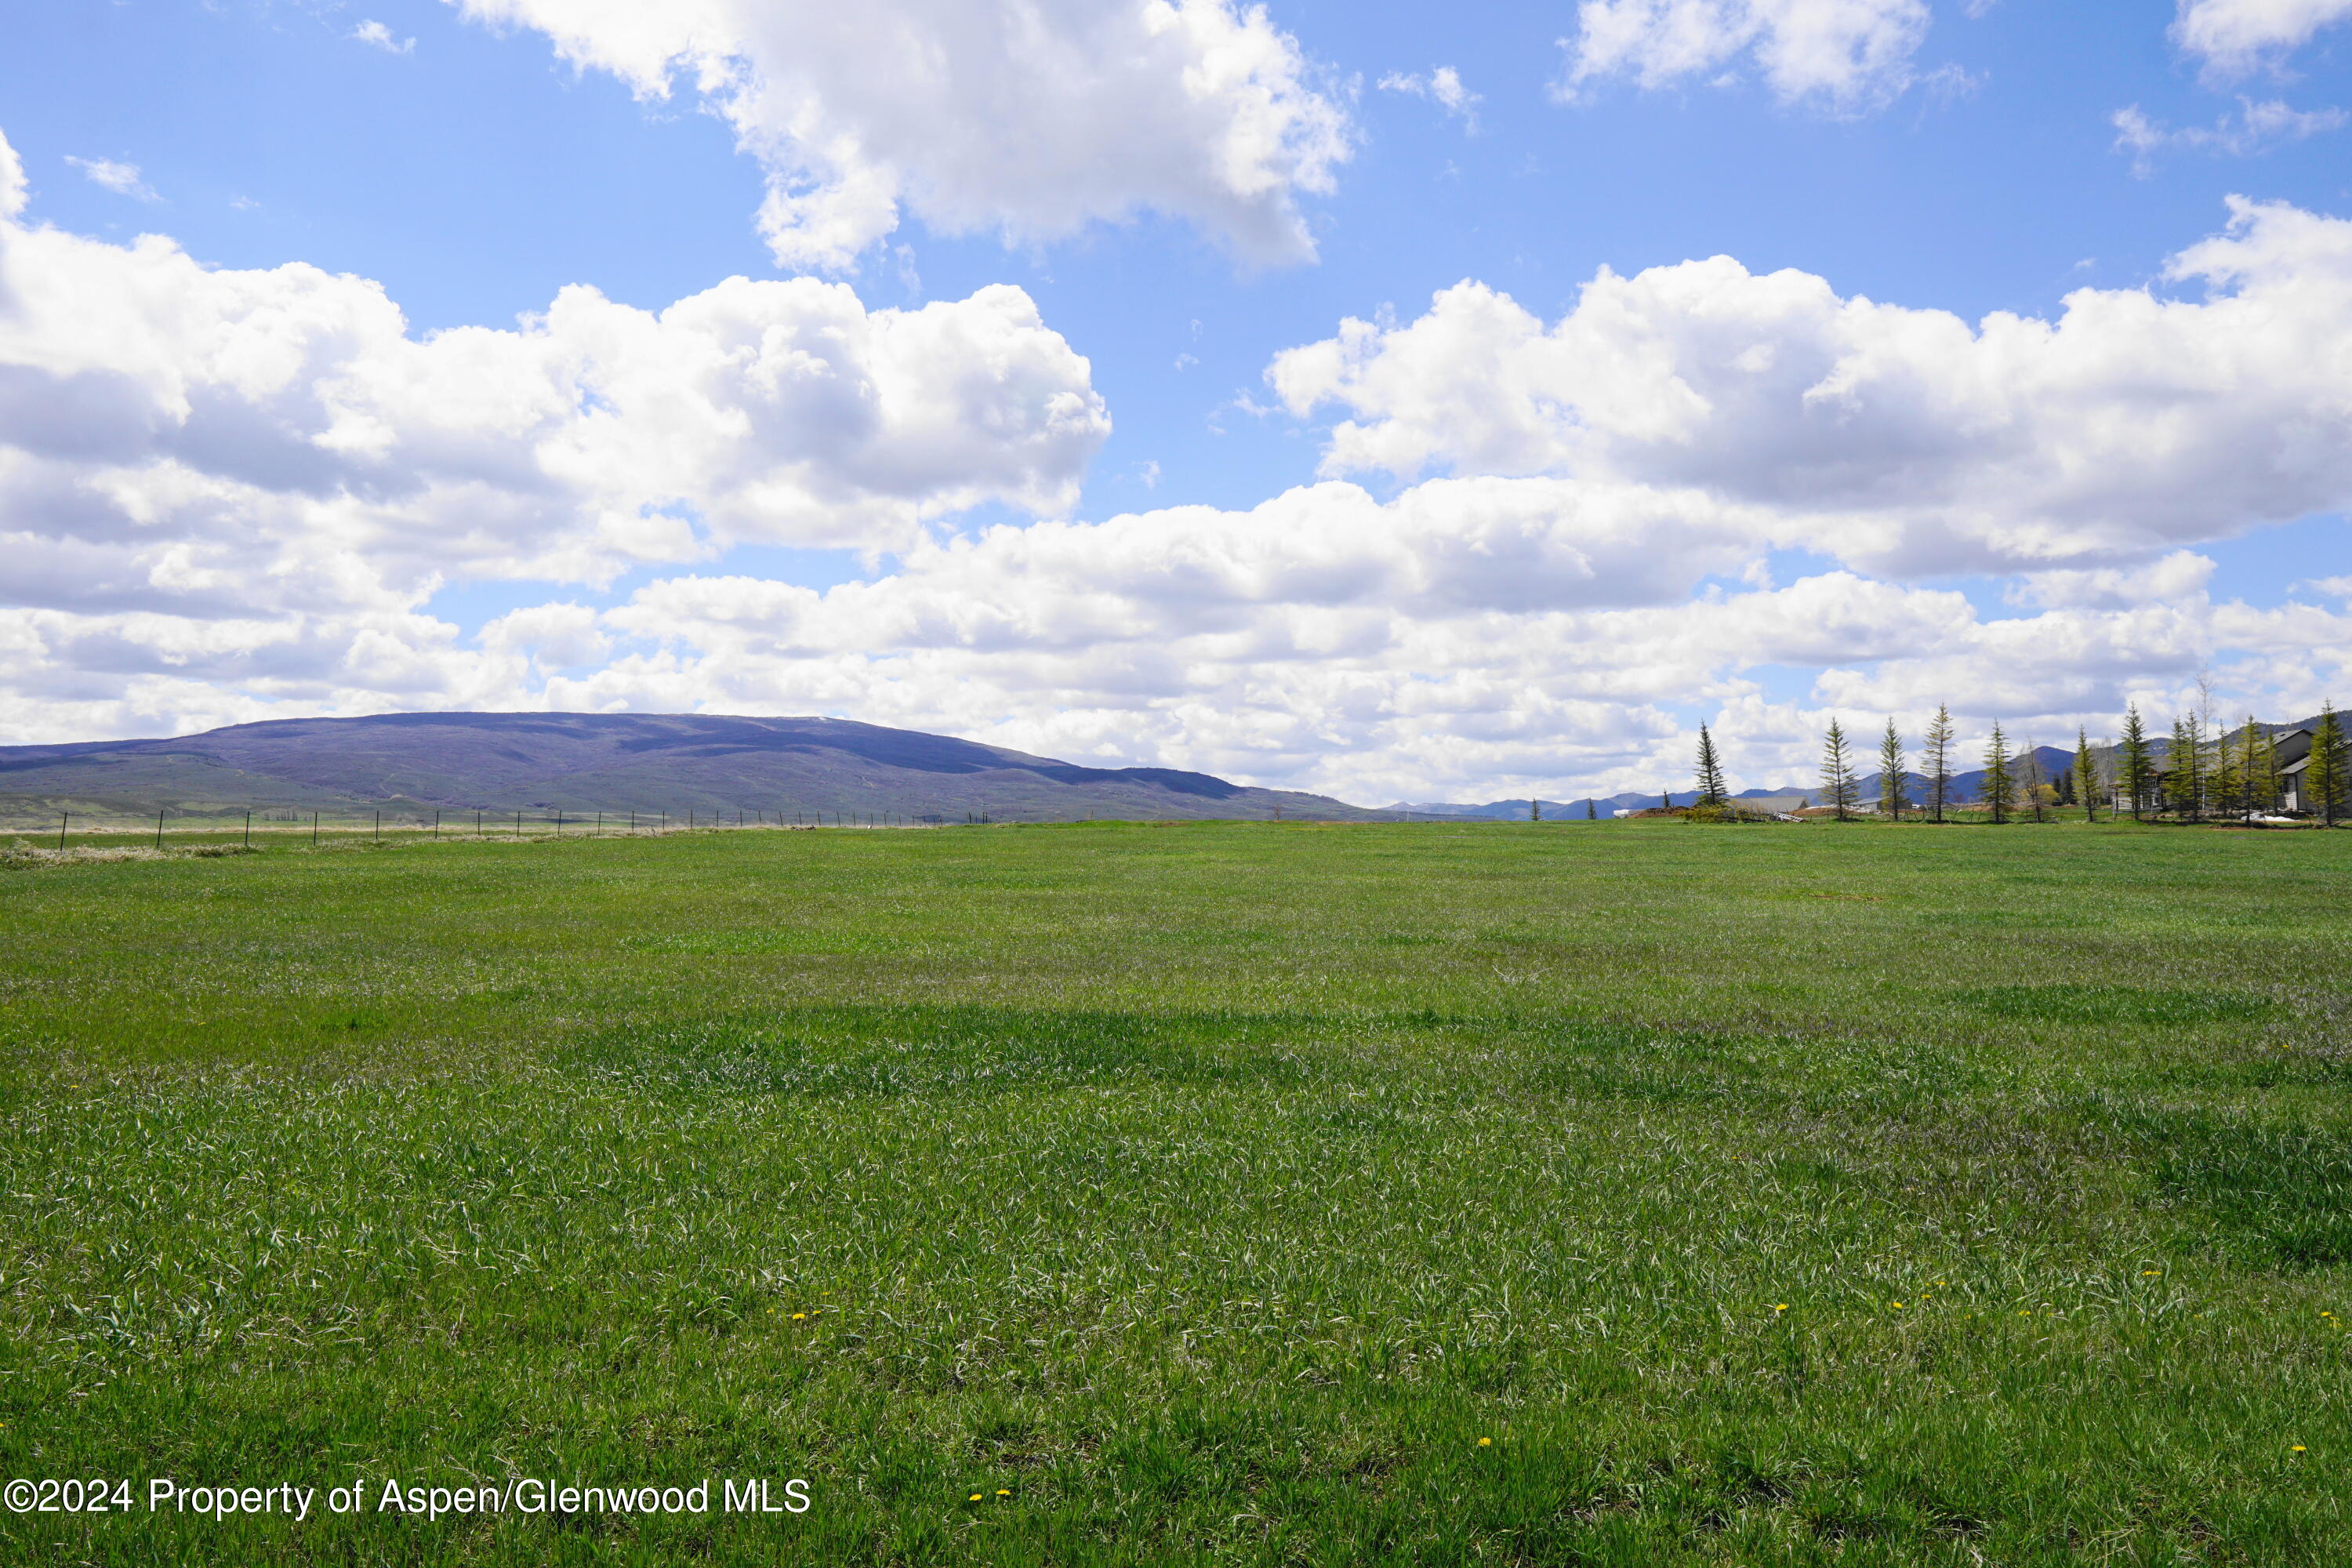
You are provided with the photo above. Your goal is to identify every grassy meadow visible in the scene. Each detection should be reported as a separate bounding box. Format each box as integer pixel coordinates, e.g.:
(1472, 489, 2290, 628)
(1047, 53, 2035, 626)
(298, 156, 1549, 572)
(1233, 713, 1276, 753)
(1, 817, 2348, 1564)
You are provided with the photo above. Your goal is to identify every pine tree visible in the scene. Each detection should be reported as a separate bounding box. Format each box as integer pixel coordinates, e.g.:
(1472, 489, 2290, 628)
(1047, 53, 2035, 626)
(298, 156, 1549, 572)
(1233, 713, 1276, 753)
(2243, 717, 2278, 818)
(1820, 719, 1859, 820)
(2074, 728, 2100, 823)
(1694, 725, 1730, 808)
(2310, 703, 2347, 827)
(2210, 721, 2245, 822)
(1982, 724, 2014, 824)
(2186, 713, 2209, 818)
(2118, 705, 2154, 820)
(1924, 704, 1956, 823)
(1531, 798, 1541, 822)
(1878, 720, 1907, 820)
(2165, 714, 2205, 819)
(1586, 797, 1598, 822)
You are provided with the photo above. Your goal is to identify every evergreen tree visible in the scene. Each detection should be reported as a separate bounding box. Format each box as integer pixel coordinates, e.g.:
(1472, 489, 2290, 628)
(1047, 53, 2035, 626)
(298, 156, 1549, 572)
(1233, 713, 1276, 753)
(2210, 720, 2245, 822)
(2074, 728, 2100, 823)
(1924, 704, 1956, 823)
(2244, 717, 2278, 817)
(2311, 704, 2347, 827)
(2118, 705, 2154, 820)
(1877, 720, 1907, 820)
(1694, 725, 1730, 808)
(1982, 724, 2014, 824)
(1586, 797, 1598, 822)
(1820, 719, 1859, 820)
(1531, 798, 1541, 822)
(2165, 714, 2205, 819)
(2186, 713, 2209, 818)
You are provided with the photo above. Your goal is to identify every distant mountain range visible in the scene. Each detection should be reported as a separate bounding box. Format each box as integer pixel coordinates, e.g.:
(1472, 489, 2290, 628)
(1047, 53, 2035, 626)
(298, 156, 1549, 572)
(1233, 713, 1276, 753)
(0, 713, 1390, 824)
(1395, 745, 2096, 818)
(1402, 720, 2329, 820)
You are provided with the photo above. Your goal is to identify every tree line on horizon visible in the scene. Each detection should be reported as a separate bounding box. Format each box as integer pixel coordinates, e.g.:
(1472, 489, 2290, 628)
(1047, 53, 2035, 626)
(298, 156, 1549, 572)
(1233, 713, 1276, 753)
(1682, 702, 2350, 827)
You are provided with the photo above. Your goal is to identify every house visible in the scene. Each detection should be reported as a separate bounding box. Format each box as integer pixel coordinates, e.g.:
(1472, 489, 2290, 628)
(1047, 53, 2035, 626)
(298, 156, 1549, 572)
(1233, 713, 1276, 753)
(2145, 725, 2315, 812)
(2276, 727, 2315, 811)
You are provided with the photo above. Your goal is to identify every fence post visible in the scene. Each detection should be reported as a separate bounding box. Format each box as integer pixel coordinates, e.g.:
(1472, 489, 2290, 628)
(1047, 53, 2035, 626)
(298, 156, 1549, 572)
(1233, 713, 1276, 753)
(58, 811, 67, 851)
(514, 811, 521, 838)
(245, 809, 252, 849)
(434, 811, 441, 840)
(556, 810, 564, 837)
(313, 811, 319, 846)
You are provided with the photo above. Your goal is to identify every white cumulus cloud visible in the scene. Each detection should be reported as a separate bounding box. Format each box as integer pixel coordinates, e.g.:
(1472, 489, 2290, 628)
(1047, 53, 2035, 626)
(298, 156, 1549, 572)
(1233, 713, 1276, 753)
(451, 0, 1354, 271)
(2175, 0, 2352, 75)
(0, 134, 24, 219)
(1269, 197, 2352, 577)
(0, 124, 1107, 742)
(1556, 0, 1932, 112)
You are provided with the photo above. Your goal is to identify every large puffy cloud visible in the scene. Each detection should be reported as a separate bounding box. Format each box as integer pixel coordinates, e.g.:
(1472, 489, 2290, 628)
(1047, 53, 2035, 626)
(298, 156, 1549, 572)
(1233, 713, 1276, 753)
(1269, 198, 2352, 577)
(0, 225, 1106, 578)
(0, 125, 1106, 741)
(1556, 0, 1930, 111)
(2175, 0, 2352, 74)
(452, 0, 1352, 270)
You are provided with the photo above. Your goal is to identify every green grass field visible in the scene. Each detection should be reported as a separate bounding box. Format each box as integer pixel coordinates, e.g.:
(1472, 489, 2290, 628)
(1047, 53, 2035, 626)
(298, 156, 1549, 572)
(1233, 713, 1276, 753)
(2, 819, 2348, 1564)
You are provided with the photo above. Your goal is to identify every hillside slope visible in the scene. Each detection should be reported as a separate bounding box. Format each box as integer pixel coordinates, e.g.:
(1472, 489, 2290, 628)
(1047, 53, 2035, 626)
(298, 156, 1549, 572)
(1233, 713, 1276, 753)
(0, 713, 1389, 824)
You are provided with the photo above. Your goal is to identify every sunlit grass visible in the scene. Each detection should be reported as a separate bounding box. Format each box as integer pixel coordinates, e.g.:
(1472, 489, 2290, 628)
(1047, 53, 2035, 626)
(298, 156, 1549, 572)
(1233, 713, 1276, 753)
(2, 819, 2347, 1563)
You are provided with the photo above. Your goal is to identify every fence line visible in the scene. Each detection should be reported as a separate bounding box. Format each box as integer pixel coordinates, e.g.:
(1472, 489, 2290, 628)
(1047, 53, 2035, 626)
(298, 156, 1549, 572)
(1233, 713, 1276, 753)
(20, 805, 975, 848)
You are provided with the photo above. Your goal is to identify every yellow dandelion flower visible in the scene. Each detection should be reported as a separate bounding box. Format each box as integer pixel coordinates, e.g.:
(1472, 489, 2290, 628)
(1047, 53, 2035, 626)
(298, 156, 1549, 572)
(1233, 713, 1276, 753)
(1891, 1301, 1904, 1309)
(1478, 1437, 1492, 1447)
(996, 1490, 1011, 1497)
(1773, 1304, 1788, 1312)
(2294, 1446, 2307, 1454)
(969, 1493, 984, 1501)
(793, 1312, 808, 1319)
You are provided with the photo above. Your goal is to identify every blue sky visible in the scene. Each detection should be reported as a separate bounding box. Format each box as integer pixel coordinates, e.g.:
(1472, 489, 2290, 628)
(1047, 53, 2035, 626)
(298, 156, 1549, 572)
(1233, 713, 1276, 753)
(2, 0, 2350, 800)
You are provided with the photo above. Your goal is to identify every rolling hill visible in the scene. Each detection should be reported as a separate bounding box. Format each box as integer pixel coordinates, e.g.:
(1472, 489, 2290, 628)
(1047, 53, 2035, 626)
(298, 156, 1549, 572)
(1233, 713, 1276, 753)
(0, 712, 1392, 826)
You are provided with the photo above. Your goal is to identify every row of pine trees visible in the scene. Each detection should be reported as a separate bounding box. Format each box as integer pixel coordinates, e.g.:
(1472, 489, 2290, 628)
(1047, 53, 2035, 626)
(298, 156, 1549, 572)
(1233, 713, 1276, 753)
(1687, 703, 2351, 826)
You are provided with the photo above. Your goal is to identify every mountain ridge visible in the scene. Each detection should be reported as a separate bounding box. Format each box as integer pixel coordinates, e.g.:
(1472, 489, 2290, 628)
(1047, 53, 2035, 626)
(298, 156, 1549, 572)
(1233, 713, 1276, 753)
(0, 712, 1391, 824)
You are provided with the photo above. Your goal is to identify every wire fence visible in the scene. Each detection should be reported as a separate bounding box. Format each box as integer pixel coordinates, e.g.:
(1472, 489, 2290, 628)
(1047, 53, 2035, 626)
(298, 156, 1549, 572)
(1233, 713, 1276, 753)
(16, 804, 1001, 851)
